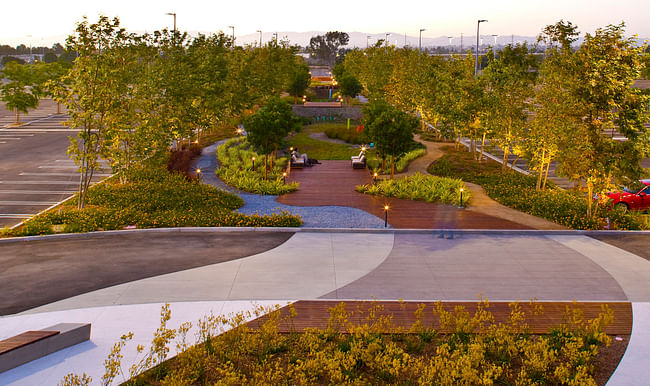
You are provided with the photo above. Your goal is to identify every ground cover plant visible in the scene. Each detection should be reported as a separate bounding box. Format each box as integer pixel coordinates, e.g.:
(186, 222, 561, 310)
(357, 172, 470, 206)
(217, 138, 298, 195)
(323, 122, 369, 144)
(62, 300, 621, 385)
(367, 146, 427, 175)
(11, 157, 301, 236)
(429, 147, 644, 230)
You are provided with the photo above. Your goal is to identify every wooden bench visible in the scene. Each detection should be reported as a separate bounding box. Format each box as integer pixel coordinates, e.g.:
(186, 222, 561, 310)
(0, 323, 91, 373)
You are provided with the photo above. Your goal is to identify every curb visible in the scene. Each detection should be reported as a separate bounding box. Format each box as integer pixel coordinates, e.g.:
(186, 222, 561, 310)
(1, 227, 649, 244)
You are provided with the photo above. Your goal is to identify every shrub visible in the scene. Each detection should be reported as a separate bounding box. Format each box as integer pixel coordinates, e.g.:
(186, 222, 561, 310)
(217, 138, 298, 195)
(67, 300, 615, 385)
(429, 154, 644, 230)
(367, 147, 426, 174)
(167, 144, 203, 180)
(357, 172, 469, 205)
(324, 123, 370, 144)
(14, 163, 302, 236)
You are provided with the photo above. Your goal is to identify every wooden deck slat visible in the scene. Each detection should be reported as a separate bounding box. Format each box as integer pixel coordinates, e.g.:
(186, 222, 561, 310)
(277, 160, 531, 229)
(0, 330, 59, 355)
(250, 301, 632, 335)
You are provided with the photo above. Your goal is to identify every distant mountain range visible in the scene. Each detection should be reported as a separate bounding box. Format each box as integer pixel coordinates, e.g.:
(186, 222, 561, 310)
(234, 31, 543, 49)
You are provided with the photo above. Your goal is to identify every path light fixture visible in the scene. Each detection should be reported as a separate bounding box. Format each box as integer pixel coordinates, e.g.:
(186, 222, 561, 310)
(361, 146, 367, 152)
(251, 156, 256, 171)
(282, 172, 287, 184)
(384, 204, 390, 227)
(236, 127, 243, 136)
(373, 172, 378, 184)
(475, 19, 488, 78)
(459, 187, 465, 208)
(196, 168, 202, 181)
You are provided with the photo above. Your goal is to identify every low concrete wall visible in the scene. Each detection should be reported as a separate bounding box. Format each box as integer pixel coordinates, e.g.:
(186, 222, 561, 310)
(292, 105, 362, 121)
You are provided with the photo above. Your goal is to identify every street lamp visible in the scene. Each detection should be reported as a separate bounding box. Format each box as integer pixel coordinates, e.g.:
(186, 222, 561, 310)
(366, 35, 371, 49)
(448, 36, 453, 52)
(273, 32, 278, 45)
(228, 25, 235, 46)
(166, 13, 176, 45)
(256, 30, 262, 47)
(475, 19, 488, 78)
(27, 35, 33, 73)
(419, 28, 426, 53)
(385, 33, 391, 48)
(492, 34, 498, 46)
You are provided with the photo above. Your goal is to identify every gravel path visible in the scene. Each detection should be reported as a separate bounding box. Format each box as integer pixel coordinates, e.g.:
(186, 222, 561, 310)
(196, 139, 386, 228)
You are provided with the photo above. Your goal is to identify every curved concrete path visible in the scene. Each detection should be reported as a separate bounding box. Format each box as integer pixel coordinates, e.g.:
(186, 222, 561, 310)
(2, 231, 650, 385)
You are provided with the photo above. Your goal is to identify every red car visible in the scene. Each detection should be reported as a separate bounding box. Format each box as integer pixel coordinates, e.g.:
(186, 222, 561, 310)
(606, 179, 650, 211)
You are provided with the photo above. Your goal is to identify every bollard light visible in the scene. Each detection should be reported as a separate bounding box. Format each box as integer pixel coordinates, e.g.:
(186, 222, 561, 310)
(196, 168, 202, 182)
(236, 128, 243, 136)
(373, 172, 378, 184)
(251, 156, 256, 171)
(459, 187, 465, 209)
(282, 172, 287, 184)
(384, 205, 390, 228)
(361, 146, 367, 152)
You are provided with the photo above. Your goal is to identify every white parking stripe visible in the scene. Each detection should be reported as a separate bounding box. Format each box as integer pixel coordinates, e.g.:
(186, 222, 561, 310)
(0, 201, 58, 205)
(0, 214, 32, 218)
(0, 190, 77, 194)
(19, 172, 111, 177)
(0, 181, 81, 185)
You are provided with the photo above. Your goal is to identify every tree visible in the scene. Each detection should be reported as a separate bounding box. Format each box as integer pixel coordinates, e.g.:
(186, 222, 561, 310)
(539, 20, 580, 51)
(43, 52, 58, 63)
(50, 15, 136, 209)
(309, 31, 349, 63)
(338, 73, 363, 105)
(559, 23, 649, 217)
(244, 97, 301, 180)
(365, 101, 419, 178)
(287, 62, 310, 104)
(0, 62, 39, 123)
(1, 56, 25, 66)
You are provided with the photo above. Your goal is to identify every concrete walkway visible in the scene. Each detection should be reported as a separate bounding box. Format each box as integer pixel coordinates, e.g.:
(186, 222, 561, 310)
(2, 230, 650, 385)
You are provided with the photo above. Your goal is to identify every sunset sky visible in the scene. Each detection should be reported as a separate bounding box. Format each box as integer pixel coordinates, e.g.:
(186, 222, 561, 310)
(2, 0, 649, 46)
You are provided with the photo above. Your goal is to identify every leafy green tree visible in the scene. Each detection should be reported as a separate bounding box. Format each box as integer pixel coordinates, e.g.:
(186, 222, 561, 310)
(43, 52, 58, 63)
(50, 15, 136, 209)
(244, 97, 301, 180)
(309, 31, 349, 63)
(0, 62, 39, 123)
(338, 73, 363, 105)
(365, 101, 419, 177)
(559, 23, 649, 217)
(1, 56, 26, 66)
(287, 62, 310, 103)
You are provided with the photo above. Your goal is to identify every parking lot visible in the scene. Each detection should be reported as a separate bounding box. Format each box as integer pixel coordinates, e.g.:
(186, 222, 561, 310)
(0, 100, 109, 228)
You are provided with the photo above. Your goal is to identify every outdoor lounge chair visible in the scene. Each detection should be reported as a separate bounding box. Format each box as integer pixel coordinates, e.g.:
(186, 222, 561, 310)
(351, 150, 365, 162)
(291, 155, 306, 168)
(352, 154, 366, 169)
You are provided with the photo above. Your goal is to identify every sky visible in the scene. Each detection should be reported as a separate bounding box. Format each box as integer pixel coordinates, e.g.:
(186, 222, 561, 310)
(2, 0, 649, 47)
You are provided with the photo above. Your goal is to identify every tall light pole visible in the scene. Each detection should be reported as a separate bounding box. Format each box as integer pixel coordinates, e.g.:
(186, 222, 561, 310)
(27, 35, 33, 73)
(228, 25, 235, 46)
(166, 12, 176, 44)
(448, 36, 453, 53)
(475, 19, 487, 78)
(256, 30, 262, 47)
(419, 28, 426, 53)
(385, 33, 391, 48)
(492, 34, 498, 46)
(366, 35, 371, 49)
(273, 32, 278, 45)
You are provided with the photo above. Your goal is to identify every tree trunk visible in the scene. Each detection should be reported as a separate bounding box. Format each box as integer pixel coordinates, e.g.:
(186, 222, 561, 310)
(587, 182, 593, 218)
(502, 147, 510, 171)
(542, 159, 551, 190)
(480, 132, 486, 163)
(536, 147, 546, 191)
(390, 155, 395, 179)
(57, 102, 62, 115)
(510, 155, 520, 170)
(15, 108, 20, 124)
(264, 153, 269, 181)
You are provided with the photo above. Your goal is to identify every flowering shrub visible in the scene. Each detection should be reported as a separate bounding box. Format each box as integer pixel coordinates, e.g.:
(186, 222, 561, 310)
(61, 300, 615, 385)
(357, 172, 470, 206)
(430, 155, 644, 230)
(217, 138, 299, 195)
(13, 164, 301, 236)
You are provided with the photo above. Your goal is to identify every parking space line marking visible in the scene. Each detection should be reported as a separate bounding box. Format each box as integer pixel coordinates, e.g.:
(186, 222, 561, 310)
(0, 201, 58, 205)
(0, 190, 77, 194)
(19, 172, 111, 177)
(0, 181, 82, 185)
(0, 214, 32, 218)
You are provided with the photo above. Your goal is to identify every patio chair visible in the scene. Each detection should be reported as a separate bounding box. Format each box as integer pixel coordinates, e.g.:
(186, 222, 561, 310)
(352, 154, 366, 169)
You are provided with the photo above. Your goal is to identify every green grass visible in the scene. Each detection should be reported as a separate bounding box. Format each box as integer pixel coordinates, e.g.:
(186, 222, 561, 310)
(289, 123, 373, 160)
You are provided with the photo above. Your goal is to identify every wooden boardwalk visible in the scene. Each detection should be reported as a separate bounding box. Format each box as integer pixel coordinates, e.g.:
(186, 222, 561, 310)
(276, 161, 531, 229)
(250, 300, 632, 335)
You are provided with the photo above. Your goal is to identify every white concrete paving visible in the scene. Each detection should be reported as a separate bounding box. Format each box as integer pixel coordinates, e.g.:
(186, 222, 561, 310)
(548, 236, 650, 302)
(0, 301, 286, 386)
(21, 233, 394, 314)
(608, 302, 650, 385)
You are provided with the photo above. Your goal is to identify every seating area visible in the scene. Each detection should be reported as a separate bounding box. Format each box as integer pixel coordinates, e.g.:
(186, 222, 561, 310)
(351, 151, 366, 169)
